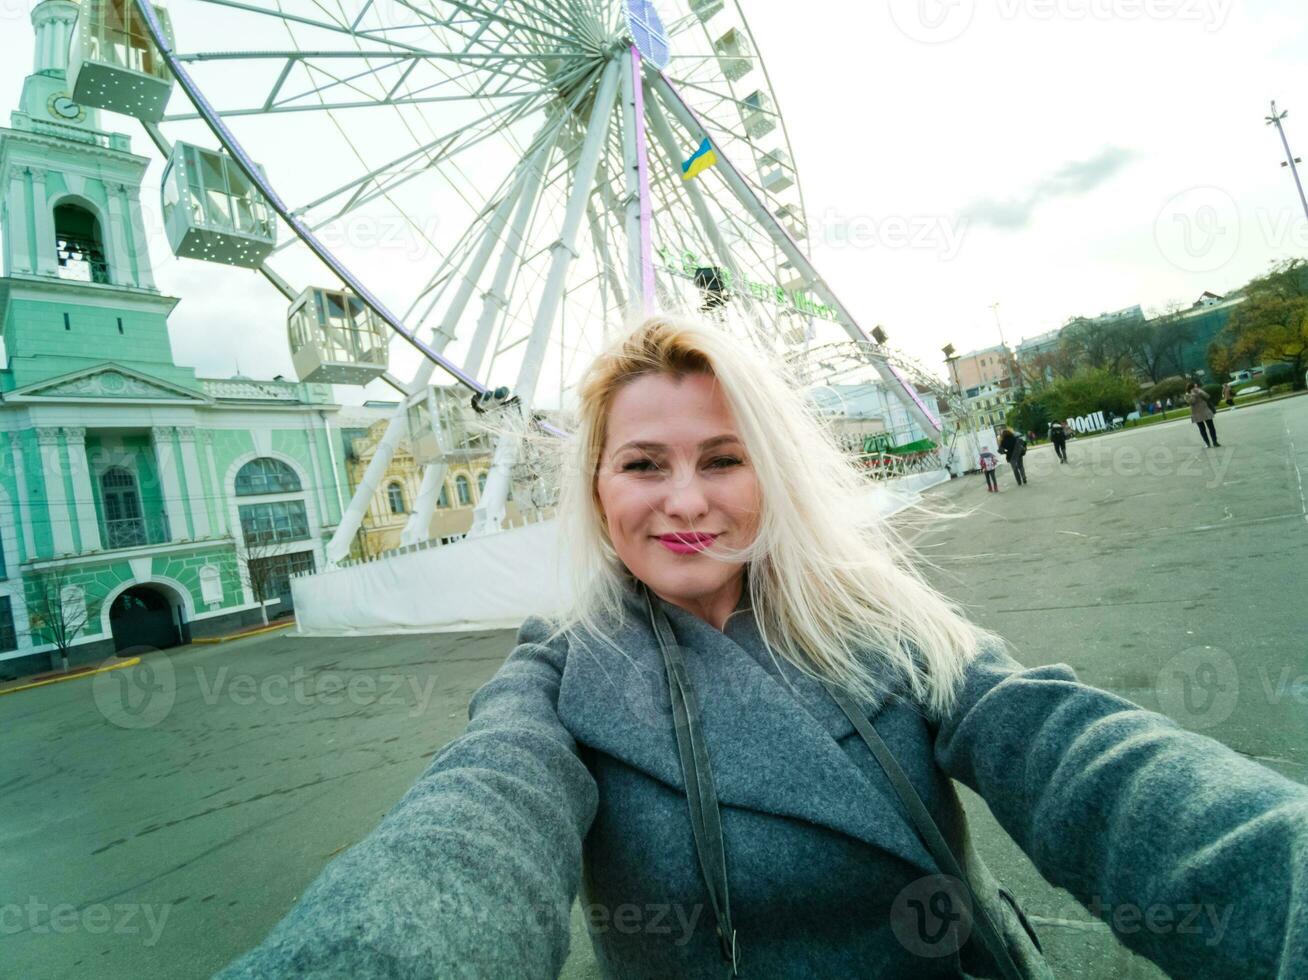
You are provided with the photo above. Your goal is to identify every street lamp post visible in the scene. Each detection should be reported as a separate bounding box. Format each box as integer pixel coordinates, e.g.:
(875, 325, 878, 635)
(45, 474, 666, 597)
(1266, 101, 1308, 225)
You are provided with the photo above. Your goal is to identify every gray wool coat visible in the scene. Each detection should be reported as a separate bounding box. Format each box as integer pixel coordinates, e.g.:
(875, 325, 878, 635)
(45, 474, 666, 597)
(214, 581, 1308, 979)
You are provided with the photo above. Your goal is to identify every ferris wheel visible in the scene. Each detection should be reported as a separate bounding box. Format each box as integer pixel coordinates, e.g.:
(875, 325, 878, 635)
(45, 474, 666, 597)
(68, 0, 942, 562)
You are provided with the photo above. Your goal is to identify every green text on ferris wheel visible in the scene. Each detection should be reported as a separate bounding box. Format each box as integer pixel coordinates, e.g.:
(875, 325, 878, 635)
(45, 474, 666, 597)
(656, 246, 840, 323)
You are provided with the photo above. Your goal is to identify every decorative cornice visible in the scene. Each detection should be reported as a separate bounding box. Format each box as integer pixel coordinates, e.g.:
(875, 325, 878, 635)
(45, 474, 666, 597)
(175, 427, 197, 443)
(63, 426, 86, 443)
(36, 426, 61, 445)
(151, 425, 177, 442)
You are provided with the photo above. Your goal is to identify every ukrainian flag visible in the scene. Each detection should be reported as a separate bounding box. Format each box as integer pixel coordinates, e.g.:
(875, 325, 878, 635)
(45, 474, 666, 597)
(681, 137, 717, 181)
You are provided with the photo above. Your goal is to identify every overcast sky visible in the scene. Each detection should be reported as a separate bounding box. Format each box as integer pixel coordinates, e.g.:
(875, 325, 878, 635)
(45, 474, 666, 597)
(2, 0, 1306, 399)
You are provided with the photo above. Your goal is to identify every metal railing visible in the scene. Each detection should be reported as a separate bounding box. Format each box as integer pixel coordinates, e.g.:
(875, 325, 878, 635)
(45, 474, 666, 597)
(102, 514, 171, 550)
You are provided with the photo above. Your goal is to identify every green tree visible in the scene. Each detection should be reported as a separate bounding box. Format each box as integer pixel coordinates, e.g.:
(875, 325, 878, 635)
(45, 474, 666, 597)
(1211, 258, 1308, 390)
(1039, 368, 1140, 423)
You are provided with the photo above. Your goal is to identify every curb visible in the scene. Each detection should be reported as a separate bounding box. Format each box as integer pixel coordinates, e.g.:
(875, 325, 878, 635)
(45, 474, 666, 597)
(191, 620, 296, 645)
(0, 657, 141, 698)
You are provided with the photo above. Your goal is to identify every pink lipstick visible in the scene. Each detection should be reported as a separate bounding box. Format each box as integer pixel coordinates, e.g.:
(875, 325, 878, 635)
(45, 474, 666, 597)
(657, 532, 719, 555)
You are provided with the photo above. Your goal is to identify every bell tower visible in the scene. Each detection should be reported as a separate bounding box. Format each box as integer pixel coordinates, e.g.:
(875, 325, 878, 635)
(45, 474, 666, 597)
(2, 0, 157, 289)
(0, 0, 196, 393)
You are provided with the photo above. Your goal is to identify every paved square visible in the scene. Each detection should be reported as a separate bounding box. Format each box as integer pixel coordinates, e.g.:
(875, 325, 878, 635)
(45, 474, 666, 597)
(2, 397, 1303, 979)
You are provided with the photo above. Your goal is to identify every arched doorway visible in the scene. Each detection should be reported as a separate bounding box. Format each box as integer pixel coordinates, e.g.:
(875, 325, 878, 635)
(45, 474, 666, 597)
(109, 584, 187, 655)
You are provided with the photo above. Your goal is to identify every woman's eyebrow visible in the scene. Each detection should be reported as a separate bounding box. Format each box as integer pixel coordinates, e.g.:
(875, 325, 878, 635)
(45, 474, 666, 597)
(611, 434, 742, 455)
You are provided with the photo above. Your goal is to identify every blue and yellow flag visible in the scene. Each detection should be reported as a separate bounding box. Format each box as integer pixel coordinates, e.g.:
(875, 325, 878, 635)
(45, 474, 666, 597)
(681, 137, 717, 181)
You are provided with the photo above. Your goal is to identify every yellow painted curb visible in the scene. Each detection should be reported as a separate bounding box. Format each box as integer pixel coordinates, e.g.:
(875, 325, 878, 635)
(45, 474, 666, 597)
(0, 657, 141, 697)
(192, 620, 296, 645)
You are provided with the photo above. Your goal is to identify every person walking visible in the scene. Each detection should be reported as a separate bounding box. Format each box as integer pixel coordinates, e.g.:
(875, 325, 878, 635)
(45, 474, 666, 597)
(214, 316, 1307, 980)
(979, 448, 1000, 492)
(1048, 420, 1068, 464)
(998, 427, 1028, 485)
(1186, 381, 1220, 447)
(1222, 381, 1234, 408)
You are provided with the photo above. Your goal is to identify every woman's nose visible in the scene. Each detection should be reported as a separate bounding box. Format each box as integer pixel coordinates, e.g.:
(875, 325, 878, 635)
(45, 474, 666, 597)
(662, 468, 710, 520)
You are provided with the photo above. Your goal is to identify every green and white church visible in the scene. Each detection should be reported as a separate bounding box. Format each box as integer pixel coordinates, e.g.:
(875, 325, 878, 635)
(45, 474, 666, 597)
(0, 0, 353, 678)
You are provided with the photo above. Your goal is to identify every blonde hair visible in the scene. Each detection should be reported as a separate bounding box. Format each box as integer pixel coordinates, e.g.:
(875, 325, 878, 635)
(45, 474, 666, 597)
(547, 314, 999, 721)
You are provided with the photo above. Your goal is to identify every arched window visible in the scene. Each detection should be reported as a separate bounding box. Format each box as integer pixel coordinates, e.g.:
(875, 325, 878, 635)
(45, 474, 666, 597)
(101, 466, 145, 548)
(235, 457, 302, 496)
(54, 203, 110, 284)
(386, 482, 406, 515)
(476, 471, 488, 496)
(437, 484, 449, 509)
(235, 457, 309, 546)
(455, 474, 472, 506)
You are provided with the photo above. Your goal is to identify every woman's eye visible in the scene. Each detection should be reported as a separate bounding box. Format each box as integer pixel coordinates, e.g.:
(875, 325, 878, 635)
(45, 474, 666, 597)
(709, 456, 742, 469)
(622, 459, 657, 472)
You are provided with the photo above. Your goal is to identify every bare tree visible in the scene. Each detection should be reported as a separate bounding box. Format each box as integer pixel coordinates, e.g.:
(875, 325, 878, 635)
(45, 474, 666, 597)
(233, 537, 285, 626)
(24, 568, 103, 673)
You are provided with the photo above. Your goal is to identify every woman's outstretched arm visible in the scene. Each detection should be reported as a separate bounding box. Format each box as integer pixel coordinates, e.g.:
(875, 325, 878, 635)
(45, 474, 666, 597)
(933, 645, 1307, 979)
(214, 616, 598, 979)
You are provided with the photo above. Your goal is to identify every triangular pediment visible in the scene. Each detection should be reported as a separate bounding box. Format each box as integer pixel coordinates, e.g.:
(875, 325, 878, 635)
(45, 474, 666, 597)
(7, 363, 212, 403)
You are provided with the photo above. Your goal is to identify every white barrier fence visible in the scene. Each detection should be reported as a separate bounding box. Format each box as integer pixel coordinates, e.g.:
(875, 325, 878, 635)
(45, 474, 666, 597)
(291, 470, 952, 636)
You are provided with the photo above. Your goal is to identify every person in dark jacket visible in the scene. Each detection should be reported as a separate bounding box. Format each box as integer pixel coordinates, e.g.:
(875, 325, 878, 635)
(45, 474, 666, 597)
(1047, 420, 1068, 464)
(1186, 382, 1220, 447)
(215, 316, 1305, 980)
(998, 427, 1028, 485)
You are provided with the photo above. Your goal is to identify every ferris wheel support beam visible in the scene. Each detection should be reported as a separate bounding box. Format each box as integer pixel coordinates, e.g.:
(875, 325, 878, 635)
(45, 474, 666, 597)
(400, 117, 563, 546)
(325, 120, 557, 564)
(649, 72, 943, 437)
(469, 55, 623, 538)
(620, 46, 654, 316)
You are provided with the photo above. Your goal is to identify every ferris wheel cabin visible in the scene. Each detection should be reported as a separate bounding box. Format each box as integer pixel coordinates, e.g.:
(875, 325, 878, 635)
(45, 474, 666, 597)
(713, 28, 753, 82)
(287, 287, 389, 386)
(68, 0, 174, 122)
(161, 143, 277, 267)
(690, 0, 724, 20)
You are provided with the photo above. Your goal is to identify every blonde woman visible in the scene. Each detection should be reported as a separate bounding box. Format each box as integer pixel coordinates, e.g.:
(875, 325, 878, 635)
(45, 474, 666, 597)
(217, 317, 1305, 979)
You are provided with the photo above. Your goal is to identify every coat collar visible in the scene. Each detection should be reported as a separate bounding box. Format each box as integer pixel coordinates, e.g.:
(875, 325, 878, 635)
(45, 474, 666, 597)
(556, 575, 938, 875)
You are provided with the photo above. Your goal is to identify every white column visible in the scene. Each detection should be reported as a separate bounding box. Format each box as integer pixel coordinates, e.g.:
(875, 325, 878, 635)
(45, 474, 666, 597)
(123, 185, 156, 289)
(176, 427, 211, 539)
(36, 427, 75, 555)
(201, 431, 228, 536)
(5, 170, 32, 275)
(62, 426, 102, 552)
(303, 419, 330, 527)
(8, 432, 35, 560)
(151, 426, 187, 542)
(29, 168, 57, 277)
(103, 182, 132, 288)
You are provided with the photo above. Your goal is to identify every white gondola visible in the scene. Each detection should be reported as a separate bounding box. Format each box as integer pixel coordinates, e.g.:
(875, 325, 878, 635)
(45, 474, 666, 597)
(761, 148, 794, 193)
(68, 0, 174, 122)
(161, 142, 276, 268)
(713, 28, 753, 82)
(287, 287, 389, 385)
(742, 90, 776, 139)
(690, 0, 724, 21)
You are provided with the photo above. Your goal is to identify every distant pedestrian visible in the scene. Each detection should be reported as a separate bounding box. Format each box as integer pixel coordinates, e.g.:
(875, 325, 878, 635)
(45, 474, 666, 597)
(978, 448, 1000, 492)
(998, 427, 1028, 485)
(1165, 396, 1174, 411)
(1222, 382, 1234, 408)
(1186, 382, 1220, 448)
(1048, 419, 1068, 463)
